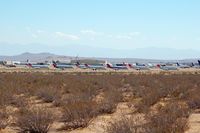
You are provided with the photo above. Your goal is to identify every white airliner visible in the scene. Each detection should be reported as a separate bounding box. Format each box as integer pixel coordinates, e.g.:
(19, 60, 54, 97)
(84, 64, 106, 70)
(157, 64, 178, 70)
(27, 63, 49, 69)
(128, 64, 150, 70)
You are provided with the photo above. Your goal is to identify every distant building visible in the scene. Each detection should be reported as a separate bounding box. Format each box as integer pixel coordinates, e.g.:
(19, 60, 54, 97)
(6, 61, 13, 65)
(71, 59, 106, 65)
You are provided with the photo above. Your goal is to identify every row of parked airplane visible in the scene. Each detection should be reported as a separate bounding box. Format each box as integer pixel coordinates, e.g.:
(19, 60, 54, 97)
(1, 60, 200, 70)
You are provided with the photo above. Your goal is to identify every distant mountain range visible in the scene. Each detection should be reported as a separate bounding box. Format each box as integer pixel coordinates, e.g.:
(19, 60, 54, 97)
(1, 42, 200, 61)
(0, 52, 199, 63)
(0, 52, 70, 62)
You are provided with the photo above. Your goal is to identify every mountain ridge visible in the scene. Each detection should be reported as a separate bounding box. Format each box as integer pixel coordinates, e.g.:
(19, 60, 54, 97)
(0, 52, 199, 63)
(1, 42, 200, 60)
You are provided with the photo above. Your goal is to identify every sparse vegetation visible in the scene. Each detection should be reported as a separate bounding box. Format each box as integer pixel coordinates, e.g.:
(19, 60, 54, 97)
(0, 72, 200, 132)
(145, 103, 189, 133)
(60, 101, 98, 130)
(99, 88, 123, 114)
(106, 116, 143, 133)
(0, 107, 9, 130)
(16, 106, 54, 133)
(36, 87, 58, 103)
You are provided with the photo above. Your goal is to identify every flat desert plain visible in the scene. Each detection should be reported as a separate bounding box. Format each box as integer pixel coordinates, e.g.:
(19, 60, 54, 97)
(0, 70, 200, 133)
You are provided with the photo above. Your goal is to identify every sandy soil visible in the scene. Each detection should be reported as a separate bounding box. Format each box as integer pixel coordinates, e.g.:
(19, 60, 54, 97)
(1, 101, 143, 133)
(0, 67, 200, 74)
(185, 113, 200, 133)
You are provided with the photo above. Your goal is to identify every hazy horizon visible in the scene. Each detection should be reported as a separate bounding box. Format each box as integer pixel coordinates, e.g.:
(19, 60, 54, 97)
(1, 42, 200, 60)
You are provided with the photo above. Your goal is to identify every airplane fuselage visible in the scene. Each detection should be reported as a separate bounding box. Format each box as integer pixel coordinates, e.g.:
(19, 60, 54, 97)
(160, 66, 178, 70)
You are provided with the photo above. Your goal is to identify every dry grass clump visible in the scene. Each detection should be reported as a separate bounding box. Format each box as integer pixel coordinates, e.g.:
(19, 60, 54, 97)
(60, 101, 99, 130)
(188, 95, 200, 109)
(52, 94, 63, 107)
(106, 116, 143, 133)
(145, 103, 190, 133)
(36, 87, 59, 103)
(0, 108, 9, 130)
(99, 88, 123, 114)
(136, 88, 163, 113)
(184, 88, 200, 110)
(9, 95, 28, 108)
(0, 88, 15, 106)
(15, 106, 54, 133)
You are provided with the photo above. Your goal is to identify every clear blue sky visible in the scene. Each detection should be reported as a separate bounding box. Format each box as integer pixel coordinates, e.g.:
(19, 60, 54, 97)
(0, 0, 200, 57)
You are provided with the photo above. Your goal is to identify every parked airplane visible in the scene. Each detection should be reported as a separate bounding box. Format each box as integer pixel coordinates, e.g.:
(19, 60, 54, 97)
(84, 64, 106, 70)
(176, 63, 190, 68)
(115, 62, 127, 66)
(106, 63, 128, 70)
(4, 64, 16, 68)
(27, 63, 49, 69)
(2, 62, 16, 68)
(157, 64, 178, 70)
(14, 62, 28, 66)
(191, 60, 200, 68)
(53, 62, 73, 69)
(75, 62, 87, 69)
(148, 63, 158, 68)
(128, 64, 149, 70)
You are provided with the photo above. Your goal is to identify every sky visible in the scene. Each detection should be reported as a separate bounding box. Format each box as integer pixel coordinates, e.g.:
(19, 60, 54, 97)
(0, 0, 200, 58)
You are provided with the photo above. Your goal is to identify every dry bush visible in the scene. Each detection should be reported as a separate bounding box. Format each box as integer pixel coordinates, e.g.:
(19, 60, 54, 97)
(0, 91, 7, 107)
(52, 94, 63, 107)
(16, 106, 54, 133)
(65, 78, 101, 102)
(9, 95, 28, 108)
(99, 88, 123, 114)
(106, 116, 143, 133)
(145, 103, 189, 133)
(0, 108, 9, 130)
(36, 87, 58, 103)
(0, 88, 15, 106)
(60, 101, 98, 130)
(135, 88, 164, 113)
(187, 91, 200, 109)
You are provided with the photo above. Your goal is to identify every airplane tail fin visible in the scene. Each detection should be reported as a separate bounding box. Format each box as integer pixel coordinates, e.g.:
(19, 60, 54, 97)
(191, 63, 194, 66)
(177, 62, 180, 66)
(123, 62, 126, 66)
(75, 61, 80, 67)
(53, 63, 57, 67)
(84, 64, 88, 67)
(2, 62, 6, 66)
(198, 60, 200, 65)
(106, 64, 111, 68)
(28, 63, 32, 66)
(156, 64, 161, 67)
(128, 64, 132, 67)
(52, 61, 56, 64)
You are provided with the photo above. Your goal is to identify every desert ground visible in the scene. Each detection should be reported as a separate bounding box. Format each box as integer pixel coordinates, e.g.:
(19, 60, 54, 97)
(0, 69, 200, 133)
(0, 66, 200, 73)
